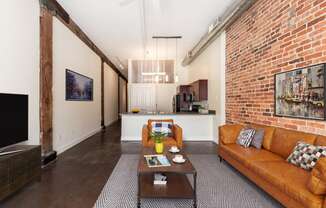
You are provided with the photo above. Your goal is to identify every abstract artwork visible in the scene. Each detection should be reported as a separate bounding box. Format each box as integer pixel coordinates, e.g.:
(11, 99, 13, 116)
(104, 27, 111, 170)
(275, 64, 326, 120)
(66, 69, 93, 101)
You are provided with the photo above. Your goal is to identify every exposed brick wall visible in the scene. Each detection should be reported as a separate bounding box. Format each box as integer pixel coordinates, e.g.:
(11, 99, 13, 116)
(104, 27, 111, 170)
(225, 0, 326, 135)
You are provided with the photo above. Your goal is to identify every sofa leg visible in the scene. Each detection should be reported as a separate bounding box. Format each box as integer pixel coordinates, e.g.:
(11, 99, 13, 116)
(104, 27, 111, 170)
(218, 156, 223, 163)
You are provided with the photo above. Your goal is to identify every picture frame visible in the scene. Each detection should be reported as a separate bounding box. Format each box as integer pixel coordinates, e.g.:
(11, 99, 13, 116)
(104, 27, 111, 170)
(65, 69, 94, 101)
(274, 63, 326, 121)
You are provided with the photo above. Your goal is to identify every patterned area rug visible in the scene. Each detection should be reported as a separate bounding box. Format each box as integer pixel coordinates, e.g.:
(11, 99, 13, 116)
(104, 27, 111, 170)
(94, 154, 283, 208)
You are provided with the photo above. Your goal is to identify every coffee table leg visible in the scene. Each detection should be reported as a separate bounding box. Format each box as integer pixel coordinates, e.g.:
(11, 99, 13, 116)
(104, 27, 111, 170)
(193, 172, 197, 208)
(137, 173, 141, 208)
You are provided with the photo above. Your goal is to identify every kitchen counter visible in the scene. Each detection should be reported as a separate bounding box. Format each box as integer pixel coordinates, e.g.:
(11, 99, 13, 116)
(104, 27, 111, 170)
(121, 110, 216, 116)
(121, 111, 217, 142)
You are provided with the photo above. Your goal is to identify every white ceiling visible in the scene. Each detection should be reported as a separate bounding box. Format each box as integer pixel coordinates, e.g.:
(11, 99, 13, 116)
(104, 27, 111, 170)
(57, 0, 236, 75)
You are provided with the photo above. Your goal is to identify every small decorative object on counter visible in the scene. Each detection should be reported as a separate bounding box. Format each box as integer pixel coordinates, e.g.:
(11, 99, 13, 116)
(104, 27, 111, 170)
(150, 131, 167, 154)
(131, 108, 140, 113)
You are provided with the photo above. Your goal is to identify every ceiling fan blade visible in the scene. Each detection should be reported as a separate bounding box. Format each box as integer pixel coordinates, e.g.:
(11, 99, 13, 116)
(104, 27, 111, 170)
(119, 0, 136, 7)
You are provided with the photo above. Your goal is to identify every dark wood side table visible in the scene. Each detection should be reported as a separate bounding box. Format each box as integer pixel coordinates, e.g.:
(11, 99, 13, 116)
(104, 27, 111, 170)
(137, 148, 197, 208)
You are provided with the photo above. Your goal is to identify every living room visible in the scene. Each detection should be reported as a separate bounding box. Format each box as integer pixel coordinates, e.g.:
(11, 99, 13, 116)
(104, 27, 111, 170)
(1, 0, 326, 208)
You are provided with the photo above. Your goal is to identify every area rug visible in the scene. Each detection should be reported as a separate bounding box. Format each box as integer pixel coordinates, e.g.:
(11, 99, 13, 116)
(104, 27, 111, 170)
(94, 154, 283, 208)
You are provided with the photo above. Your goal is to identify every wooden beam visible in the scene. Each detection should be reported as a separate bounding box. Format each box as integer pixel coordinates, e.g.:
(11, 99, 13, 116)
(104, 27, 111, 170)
(40, 0, 69, 23)
(182, 0, 256, 66)
(40, 0, 128, 81)
(101, 59, 105, 129)
(40, 7, 53, 155)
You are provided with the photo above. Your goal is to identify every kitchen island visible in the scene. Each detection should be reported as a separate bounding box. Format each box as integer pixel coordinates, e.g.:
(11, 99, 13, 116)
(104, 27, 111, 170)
(121, 111, 217, 143)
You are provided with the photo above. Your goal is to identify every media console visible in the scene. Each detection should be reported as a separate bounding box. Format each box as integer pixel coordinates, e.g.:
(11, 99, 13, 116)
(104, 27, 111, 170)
(0, 145, 41, 201)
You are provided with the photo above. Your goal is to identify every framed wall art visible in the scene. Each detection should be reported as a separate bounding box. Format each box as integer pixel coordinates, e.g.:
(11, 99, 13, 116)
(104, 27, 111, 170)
(274, 63, 326, 120)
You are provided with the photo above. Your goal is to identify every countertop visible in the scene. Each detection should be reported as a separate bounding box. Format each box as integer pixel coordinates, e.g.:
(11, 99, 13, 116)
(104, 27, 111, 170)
(121, 110, 216, 116)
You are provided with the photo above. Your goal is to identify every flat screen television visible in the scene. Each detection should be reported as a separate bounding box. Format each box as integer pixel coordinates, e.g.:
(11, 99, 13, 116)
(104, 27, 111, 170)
(0, 93, 28, 149)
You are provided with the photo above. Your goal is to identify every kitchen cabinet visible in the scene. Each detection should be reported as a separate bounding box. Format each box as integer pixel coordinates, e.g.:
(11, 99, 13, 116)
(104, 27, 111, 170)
(190, 80, 208, 102)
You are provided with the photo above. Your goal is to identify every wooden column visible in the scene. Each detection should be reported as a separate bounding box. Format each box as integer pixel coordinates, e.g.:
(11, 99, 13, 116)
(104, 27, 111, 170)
(126, 80, 128, 112)
(40, 7, 53, 155)
(101, 59, 105, 129)
(118, 76, 121, 115)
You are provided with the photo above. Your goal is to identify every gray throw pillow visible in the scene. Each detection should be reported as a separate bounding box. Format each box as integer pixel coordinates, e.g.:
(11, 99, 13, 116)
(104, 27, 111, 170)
(236, 128, 255, 148)
(251, 129, 264, 149)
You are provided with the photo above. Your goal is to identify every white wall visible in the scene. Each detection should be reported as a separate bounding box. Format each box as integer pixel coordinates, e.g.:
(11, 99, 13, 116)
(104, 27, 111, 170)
(186, 32, 226, 142)
(53, 18, 102, 154)
(0, 0, 40, 145)
(104, 63, 119, 126)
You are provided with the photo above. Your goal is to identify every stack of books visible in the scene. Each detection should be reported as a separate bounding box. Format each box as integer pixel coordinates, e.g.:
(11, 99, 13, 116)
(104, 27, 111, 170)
(153, 173, 167, 185)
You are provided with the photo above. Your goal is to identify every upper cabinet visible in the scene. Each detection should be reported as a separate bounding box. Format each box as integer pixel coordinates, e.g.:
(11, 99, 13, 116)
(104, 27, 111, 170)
(190, 80, 208, 102)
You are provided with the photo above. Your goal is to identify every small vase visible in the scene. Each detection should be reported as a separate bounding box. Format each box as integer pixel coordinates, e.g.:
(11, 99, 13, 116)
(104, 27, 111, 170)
(155, 142, 164, 154)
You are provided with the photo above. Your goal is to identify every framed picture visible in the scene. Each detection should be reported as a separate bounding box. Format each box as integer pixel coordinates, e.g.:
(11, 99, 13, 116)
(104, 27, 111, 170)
(274, 63, 326, 120)
(65, 69, 93, 101)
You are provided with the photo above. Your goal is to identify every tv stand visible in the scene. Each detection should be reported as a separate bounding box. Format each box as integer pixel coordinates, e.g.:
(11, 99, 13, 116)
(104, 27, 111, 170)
(0, 145, 41, 201)
(0, 149, 25, 156)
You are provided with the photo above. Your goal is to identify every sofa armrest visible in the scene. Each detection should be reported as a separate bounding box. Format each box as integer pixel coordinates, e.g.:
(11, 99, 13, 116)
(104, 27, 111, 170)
(142, 125, 150, 146)
(307, 157, 326, 195)
(218, 124, 243, 145)
(173, 124, 183, 148)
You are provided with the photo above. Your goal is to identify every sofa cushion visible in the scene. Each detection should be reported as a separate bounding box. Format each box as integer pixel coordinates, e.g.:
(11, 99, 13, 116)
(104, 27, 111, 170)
(287, 141, 326, 171)
(270, 128, 317, 159)
(307, 158, 326, 195)
(219, 124, 243, 145)
(250, 124, 275, 150)
(250, 161, 324, 208)
(315, 135, 326, 146)
(221, 144, 283, 168)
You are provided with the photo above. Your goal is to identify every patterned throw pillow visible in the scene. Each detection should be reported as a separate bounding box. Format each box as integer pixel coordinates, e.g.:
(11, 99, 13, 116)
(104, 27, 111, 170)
(236, 128, 256, 148)
(251, 129, 265, 149)
(287, 141, 326, 171)
(151, 122, 173, 137)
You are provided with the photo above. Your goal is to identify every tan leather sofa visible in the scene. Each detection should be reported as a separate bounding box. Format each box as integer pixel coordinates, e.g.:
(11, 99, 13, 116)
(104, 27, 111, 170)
(142, 119, 183, 148)
(218, 123, 326, 208)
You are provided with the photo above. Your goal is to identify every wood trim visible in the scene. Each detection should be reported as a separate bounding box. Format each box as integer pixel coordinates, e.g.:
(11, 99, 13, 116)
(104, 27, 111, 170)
(40, 7, 53, 155)
(118, 76, 121, 114)
(101, 59, 105, 129)
(126, 79, 128, 112)
(40, 0, 127, 81)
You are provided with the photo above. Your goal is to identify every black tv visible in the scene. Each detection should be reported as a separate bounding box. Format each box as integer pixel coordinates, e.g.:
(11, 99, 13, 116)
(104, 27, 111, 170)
(0, 93, 28, 149)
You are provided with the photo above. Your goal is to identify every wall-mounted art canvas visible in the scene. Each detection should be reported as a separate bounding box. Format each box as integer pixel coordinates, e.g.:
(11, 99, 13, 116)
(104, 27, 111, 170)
(66, 69, 93, 101)
(275, 63, 326, 120)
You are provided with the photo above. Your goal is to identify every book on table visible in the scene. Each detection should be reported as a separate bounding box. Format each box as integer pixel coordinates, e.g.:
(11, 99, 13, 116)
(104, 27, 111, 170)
(144, 154, 171, 168)
(153, 173, 167, 185)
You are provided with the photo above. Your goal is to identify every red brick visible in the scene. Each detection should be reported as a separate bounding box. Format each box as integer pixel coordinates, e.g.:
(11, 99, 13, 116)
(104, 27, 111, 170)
(226, 0, 326, 135)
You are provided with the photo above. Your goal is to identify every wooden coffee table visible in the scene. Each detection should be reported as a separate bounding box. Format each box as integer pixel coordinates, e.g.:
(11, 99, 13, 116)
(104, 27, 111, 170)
(137, 148, 197, 208)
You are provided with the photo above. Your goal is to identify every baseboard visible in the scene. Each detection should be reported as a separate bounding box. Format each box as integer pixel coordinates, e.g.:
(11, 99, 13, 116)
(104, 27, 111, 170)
(105, 118, 119, 127)
(56, 127, 102, 155)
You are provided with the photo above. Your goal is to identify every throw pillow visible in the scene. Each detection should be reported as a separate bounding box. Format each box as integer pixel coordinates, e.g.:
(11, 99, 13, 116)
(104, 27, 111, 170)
(251, 129, 265, 149)
(287, 141, 326, 171)
(151, 122, 173, 137)
(236, 128, 256, 148)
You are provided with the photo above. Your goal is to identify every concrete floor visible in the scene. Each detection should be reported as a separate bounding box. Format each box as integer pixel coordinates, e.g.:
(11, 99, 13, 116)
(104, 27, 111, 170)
(1, 120, 217, 208)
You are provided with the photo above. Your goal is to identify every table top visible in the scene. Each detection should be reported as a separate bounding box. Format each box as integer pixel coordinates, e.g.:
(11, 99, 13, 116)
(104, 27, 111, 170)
(138, 148, 196, 174)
